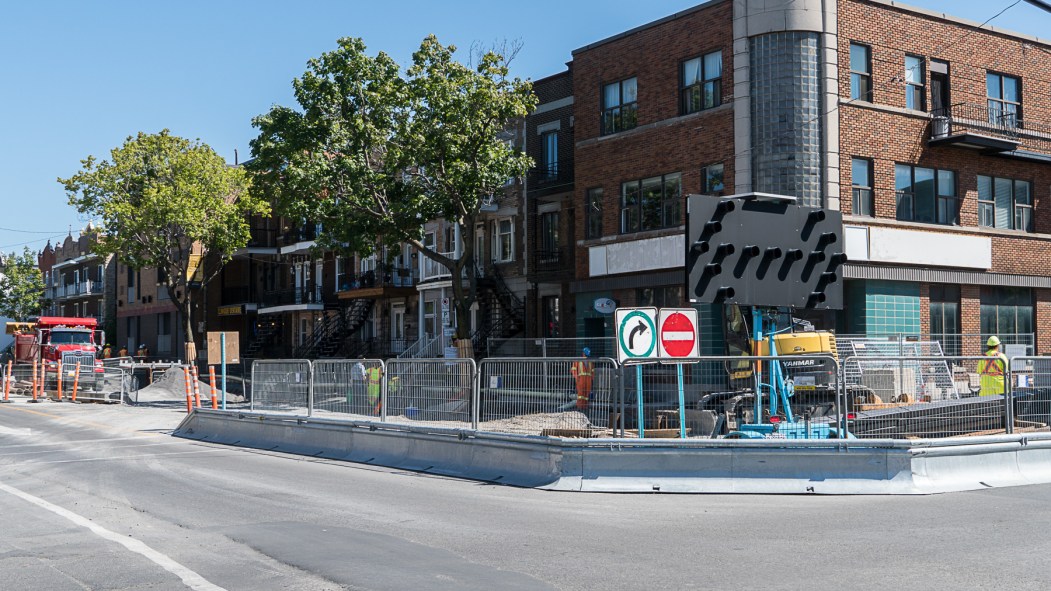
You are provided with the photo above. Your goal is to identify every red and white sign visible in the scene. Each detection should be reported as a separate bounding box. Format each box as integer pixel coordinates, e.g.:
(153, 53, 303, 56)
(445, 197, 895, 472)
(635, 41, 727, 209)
(658, 308, 699, 360)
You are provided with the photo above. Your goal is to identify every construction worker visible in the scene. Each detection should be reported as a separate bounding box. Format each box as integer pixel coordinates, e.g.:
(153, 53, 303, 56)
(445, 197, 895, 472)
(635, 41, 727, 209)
(571, 347, 594, 410)
(118, 344, 129, 358)
(136, 343, 149, 359)
(101, 344, 113, 359)
(977, 336, 1009, 396)
(366, 365, 382, 414)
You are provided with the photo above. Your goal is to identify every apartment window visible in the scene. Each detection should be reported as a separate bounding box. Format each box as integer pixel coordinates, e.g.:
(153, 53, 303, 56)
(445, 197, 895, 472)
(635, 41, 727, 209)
(494, 218, 514, 263)
(701, 163, 724, 194)
(978, 175, 1032, 232)
(980, 287, 1033, 338)
(538, 212, 559, 263)
(585, 188, 604, 239)
(157, 312, 172, 354)
(620, 173, 682, 234)
(986, 72, 1021, 127)
(851, 158, 874, 216)
(682, 50, 722, 114)
(905, 54, 925, 111)
(335, 257, 347, 291)
(894, 164, 957, 225)
(602, 77, 638, 135)
(929, 285, 960, 356)
(850, 43, 872, 101)
(541, 131, 558, 179)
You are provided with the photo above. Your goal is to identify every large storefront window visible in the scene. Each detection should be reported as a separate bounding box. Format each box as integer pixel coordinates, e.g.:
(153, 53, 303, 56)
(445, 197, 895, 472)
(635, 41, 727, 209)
(980, 286, 1033, 339)
(929, 285, 960, 356)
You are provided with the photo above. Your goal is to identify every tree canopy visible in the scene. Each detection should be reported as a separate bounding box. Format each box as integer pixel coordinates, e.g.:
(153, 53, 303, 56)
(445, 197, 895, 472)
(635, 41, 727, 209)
(0, 247, 45, 322)
(249, 35, 535, 339)
(59, 130, 268, 357)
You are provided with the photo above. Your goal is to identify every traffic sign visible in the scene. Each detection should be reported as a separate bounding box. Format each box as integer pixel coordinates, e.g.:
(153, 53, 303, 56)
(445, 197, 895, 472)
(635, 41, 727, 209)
(615, 307, 657, 364)
(658, 308, 699, 360)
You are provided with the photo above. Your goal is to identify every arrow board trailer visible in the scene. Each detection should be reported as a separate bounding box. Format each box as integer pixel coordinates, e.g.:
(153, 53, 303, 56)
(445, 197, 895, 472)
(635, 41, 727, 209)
(615, 307, 658, 364)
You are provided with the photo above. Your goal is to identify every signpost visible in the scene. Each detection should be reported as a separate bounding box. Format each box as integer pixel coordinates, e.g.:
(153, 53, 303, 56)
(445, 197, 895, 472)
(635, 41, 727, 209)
(657, 308, 699, 438)
(207, 331, 239, 410)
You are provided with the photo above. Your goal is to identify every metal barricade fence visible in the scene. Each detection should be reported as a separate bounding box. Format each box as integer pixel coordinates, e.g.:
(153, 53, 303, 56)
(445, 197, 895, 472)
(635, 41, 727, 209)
(624, 355, 841, 439)
(384, 358, 475, 428)
(1009, 356, 1051, 435)
(841, 355, 1011, 438)
(250, 360, 312, 415)
(477, 357, 618, 436)
(2, 362, 134, 403)
(312, 359, 385, 418)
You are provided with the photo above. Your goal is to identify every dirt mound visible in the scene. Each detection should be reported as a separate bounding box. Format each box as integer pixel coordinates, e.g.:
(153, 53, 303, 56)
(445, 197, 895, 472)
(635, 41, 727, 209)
(134, 368, 244, 403)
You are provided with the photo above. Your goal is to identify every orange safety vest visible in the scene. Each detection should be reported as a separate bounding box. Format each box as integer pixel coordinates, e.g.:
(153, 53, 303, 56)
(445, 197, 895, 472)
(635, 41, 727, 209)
(570, 360, 593, 378)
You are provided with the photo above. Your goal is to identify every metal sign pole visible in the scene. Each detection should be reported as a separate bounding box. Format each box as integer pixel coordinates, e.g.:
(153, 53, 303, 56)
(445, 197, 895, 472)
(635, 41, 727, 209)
(220, 332, 227, 410)
(677, 363, 686, 439)
(636, 364, 645, 438)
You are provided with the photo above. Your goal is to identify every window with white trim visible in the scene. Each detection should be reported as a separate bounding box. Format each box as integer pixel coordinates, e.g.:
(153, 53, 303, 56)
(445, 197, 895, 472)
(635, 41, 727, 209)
(493, 218, 514, 263)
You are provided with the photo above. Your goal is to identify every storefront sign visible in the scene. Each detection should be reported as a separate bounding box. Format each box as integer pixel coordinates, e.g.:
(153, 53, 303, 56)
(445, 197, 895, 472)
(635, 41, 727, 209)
(217, 305, 242, 317)
(593, 298, 616, 314)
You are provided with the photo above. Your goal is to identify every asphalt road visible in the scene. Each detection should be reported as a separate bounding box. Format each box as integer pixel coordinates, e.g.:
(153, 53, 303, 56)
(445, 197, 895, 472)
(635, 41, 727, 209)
(2, 398, 1050, 591)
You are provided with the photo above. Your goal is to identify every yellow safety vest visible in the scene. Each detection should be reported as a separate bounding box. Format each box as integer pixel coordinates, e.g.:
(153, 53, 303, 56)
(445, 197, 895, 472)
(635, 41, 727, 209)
(977, 350, 1007, 396)
(366, 366, 382, 403)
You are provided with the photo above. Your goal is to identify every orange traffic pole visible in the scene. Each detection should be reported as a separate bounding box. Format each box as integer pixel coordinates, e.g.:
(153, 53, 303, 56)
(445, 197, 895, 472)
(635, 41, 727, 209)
(209, 366, 218, 410)
(191, 365, 201, 408)
(56, 361, 63, 402)
(183, 367, 193, 414)
(3, 360, 11, 402)
(31, 359, 38, 402)
(72, 362, 81, 403)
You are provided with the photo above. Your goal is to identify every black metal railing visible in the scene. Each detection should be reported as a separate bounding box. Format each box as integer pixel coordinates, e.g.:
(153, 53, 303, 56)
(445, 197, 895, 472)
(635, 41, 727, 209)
(336, 266, 416, 292)
(259, 286, 333, 307)
(277, 224, 319, 247)
(526, 158, 574, 193)
(932, 102, 1020, 141)
(894, 191, 961, 226)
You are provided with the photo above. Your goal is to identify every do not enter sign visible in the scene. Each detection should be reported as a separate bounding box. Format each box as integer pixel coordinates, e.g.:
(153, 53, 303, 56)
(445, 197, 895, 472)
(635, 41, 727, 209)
(658, 308, 699, 360)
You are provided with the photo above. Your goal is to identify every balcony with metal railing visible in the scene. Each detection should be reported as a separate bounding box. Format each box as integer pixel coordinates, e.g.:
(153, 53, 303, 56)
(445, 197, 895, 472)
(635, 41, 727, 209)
(52, 280, 105, 299)
(336, 266, 417, 300)
(930, 102, 1051, 159)
(259, 286, 333, 309)
(526, 158, 574, 199)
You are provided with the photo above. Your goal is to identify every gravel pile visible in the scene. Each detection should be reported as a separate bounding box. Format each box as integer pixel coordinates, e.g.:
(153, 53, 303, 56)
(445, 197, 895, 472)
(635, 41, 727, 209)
(134, 368, 244, 403)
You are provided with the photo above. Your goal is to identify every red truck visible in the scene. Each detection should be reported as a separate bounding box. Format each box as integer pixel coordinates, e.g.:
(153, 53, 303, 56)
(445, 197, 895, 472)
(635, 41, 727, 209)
(6, 317, 105, 391)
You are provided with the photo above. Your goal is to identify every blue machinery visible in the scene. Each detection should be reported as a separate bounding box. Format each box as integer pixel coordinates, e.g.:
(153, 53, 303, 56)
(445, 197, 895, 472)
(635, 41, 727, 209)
(731, 307, 839, 439)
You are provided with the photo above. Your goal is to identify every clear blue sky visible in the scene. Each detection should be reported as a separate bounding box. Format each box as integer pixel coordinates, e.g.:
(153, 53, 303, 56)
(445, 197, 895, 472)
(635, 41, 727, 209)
(0, 0, 1047, 255)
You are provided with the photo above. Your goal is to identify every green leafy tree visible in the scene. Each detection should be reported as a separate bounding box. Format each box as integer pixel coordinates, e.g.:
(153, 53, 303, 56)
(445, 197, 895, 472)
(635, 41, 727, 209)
(0, 247, 46, 321)
(249, 35, 535, 340)
(60, 130, 269, 360)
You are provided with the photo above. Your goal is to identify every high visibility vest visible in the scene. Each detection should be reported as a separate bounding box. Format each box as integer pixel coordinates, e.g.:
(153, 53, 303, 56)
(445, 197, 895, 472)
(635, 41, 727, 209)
(366, 366, 382, 403)
(977, 350, 1007, 396)
(571, 360, 593, 378)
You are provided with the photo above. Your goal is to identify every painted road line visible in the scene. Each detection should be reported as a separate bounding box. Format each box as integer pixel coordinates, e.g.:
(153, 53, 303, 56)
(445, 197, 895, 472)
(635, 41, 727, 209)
(0, 480, 227, 591)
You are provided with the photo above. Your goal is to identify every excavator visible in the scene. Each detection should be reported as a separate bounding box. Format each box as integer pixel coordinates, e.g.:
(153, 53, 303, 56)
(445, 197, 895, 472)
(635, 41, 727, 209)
(699, 304, 852, 438)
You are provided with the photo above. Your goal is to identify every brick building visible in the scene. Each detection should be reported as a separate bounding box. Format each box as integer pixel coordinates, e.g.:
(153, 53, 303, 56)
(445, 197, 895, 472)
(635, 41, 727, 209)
(39, 228, 117, 342)
(563, 0, 1051, 355)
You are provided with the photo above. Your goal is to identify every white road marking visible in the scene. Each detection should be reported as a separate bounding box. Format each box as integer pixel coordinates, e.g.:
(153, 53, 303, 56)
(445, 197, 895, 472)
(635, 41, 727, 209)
(0, 480, 228, 591)
(0, 436, 171, 449)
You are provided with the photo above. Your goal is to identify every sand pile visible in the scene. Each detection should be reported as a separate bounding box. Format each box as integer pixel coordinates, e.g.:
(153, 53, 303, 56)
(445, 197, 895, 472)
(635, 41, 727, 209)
(134, 368, 244, 403)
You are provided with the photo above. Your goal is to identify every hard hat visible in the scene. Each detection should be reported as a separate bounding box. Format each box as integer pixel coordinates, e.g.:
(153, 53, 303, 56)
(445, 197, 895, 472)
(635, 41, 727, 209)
(987, 336, 1001, 347)
(582, 347, 591, 357)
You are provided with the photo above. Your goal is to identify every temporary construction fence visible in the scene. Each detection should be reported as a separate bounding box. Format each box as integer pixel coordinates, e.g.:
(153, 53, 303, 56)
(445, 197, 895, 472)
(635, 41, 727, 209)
(233, 353, 1051, 441)
(2, 359, 137, 403)
(487, 337, 616, 359)
(841, 355, 1019, 439)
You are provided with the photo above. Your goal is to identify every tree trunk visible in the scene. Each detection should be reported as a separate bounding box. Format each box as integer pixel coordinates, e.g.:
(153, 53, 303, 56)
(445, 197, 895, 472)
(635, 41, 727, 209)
(173, 285, 196, 364)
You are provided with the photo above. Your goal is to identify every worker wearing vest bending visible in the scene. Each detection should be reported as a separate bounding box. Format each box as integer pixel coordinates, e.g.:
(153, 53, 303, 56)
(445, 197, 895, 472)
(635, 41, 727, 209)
(366, 365, 383, 414)
(977, 336, 1009, 396)
(571, 348, 594, 410)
